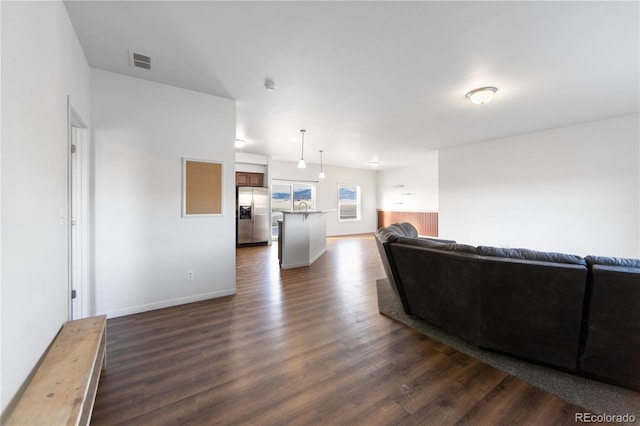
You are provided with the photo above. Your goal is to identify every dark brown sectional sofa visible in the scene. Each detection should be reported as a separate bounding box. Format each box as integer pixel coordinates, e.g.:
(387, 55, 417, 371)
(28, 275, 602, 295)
(374, 222, 640, 390)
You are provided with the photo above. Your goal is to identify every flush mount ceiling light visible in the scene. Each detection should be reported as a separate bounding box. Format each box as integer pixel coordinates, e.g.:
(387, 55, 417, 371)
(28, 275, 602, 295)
(234, 139, 246, 149)
(370, 161, 380, 168)
(318, 150, 326, 179)
(297, 129, 307, 169)
(465, 86, 497, 105)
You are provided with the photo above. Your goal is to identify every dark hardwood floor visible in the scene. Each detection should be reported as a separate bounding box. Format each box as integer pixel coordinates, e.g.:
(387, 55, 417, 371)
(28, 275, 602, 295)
(91, 234, 596, 425)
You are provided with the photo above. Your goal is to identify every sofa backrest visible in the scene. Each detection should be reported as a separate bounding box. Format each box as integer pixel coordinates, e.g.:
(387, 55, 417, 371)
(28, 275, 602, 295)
(579, 260, 640, 389)
(477, 254, 588, 371)
(389, 242, 483, 343)
(578, 254, 640, 388)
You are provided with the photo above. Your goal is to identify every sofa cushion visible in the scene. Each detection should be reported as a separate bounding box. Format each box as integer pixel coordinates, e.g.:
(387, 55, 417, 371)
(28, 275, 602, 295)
(375, 222, 418, 243)
(395, 236, 449, 249)
(395, 237, 477, 254)
(391, 222, 419, 238)
(584, 255, 640, 269)
(451, 244, 479, 254)
(478, 246, 586, 266)
(419, 236, 457, 244)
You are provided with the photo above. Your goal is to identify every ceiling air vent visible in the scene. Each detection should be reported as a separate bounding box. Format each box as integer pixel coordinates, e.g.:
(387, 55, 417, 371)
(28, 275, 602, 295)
(129, 51, 152, 70)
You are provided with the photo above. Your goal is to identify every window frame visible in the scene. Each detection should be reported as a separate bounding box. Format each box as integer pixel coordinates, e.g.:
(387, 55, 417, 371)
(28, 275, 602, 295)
(337, 183, 361, 222)
(271, 180, 317, 238)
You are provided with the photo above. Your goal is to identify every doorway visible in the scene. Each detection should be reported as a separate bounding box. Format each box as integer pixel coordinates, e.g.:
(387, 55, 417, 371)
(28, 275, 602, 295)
(68, 98, 90, 320)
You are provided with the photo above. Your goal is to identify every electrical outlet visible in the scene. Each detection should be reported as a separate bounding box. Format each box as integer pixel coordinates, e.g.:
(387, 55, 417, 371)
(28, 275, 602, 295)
(187, 270, 194, 280)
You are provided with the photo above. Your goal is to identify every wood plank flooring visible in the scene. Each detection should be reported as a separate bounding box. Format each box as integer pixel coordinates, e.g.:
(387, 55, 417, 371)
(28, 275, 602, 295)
(91, 234, 598, 425)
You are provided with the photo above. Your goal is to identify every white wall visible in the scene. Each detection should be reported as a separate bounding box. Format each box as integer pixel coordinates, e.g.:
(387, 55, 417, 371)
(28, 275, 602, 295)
(236, 152, 269, 176)
(1, 1, 91, 412)
(376, 152, 439, 212)
(91, 70, 236, 318)
(1, 0, 3, 410)
(439, 114, 640, 257)
(270, 160, 378, 236)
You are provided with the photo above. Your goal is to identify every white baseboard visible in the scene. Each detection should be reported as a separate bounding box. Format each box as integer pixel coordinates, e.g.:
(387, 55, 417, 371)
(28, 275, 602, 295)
(98, 288, 237, 318)
(281, 260, 310, 269)
(309, 248, 326, 264)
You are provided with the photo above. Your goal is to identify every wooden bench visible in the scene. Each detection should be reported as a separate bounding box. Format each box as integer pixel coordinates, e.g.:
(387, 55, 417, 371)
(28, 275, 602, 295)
(5, 315, 107, 426)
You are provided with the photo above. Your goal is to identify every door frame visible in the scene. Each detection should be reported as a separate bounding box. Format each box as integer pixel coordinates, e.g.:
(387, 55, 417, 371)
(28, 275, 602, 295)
(67, 96, 91, 320)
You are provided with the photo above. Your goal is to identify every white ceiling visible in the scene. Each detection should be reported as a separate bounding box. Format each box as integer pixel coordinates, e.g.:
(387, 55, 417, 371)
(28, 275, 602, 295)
(64, 1, 639, 170)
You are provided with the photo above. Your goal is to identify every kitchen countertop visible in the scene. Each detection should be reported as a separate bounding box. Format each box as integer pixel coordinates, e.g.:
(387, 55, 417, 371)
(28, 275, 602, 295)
(282, 209, 336, 214)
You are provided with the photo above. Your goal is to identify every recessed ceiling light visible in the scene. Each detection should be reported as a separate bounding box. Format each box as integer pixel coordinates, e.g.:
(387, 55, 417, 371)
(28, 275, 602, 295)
(465, 86, 497, 105)
(235, 139, 246, 148)
(370, 161, 380, 168)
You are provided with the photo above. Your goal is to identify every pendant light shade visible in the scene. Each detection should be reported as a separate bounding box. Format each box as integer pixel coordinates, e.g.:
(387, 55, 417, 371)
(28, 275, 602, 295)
(297, 129, 306, 169)
(318, 150, 326, 179)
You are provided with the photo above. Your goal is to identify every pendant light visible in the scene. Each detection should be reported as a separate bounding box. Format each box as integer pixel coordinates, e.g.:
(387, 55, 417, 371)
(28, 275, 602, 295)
(318, 150, 326, 179)
(297, 129, 307, 168)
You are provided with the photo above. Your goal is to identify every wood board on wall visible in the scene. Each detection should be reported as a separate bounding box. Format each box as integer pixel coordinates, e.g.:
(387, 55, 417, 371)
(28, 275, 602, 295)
(183, 159, 223, 216)
(377, 210, 438, 237)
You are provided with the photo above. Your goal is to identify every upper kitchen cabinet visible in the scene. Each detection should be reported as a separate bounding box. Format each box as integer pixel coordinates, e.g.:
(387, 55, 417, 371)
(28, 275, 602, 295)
(236, 172, 264, 187)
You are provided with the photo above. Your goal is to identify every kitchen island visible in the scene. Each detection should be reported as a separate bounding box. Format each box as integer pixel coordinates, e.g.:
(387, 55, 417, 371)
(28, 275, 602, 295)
(277, 210, 334, 269)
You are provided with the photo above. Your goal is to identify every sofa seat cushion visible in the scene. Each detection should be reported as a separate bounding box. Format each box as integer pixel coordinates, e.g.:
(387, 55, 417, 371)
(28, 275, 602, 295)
(478, 246, 586, 266)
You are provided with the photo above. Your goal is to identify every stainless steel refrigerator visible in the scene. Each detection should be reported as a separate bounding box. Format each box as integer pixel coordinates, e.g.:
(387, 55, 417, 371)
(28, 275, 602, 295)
(237, 186, 270, 246)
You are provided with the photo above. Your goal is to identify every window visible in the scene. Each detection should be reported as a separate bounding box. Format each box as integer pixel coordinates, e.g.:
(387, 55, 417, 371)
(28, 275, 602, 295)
(338, 184, 360, 221)
(292, 183, 313, 211)
(272, 184, 292, 212)
(271, 181, 316, 237)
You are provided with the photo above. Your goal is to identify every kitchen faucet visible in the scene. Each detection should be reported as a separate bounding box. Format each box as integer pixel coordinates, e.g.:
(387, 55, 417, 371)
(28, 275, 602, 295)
(298, 201, 308, 211)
